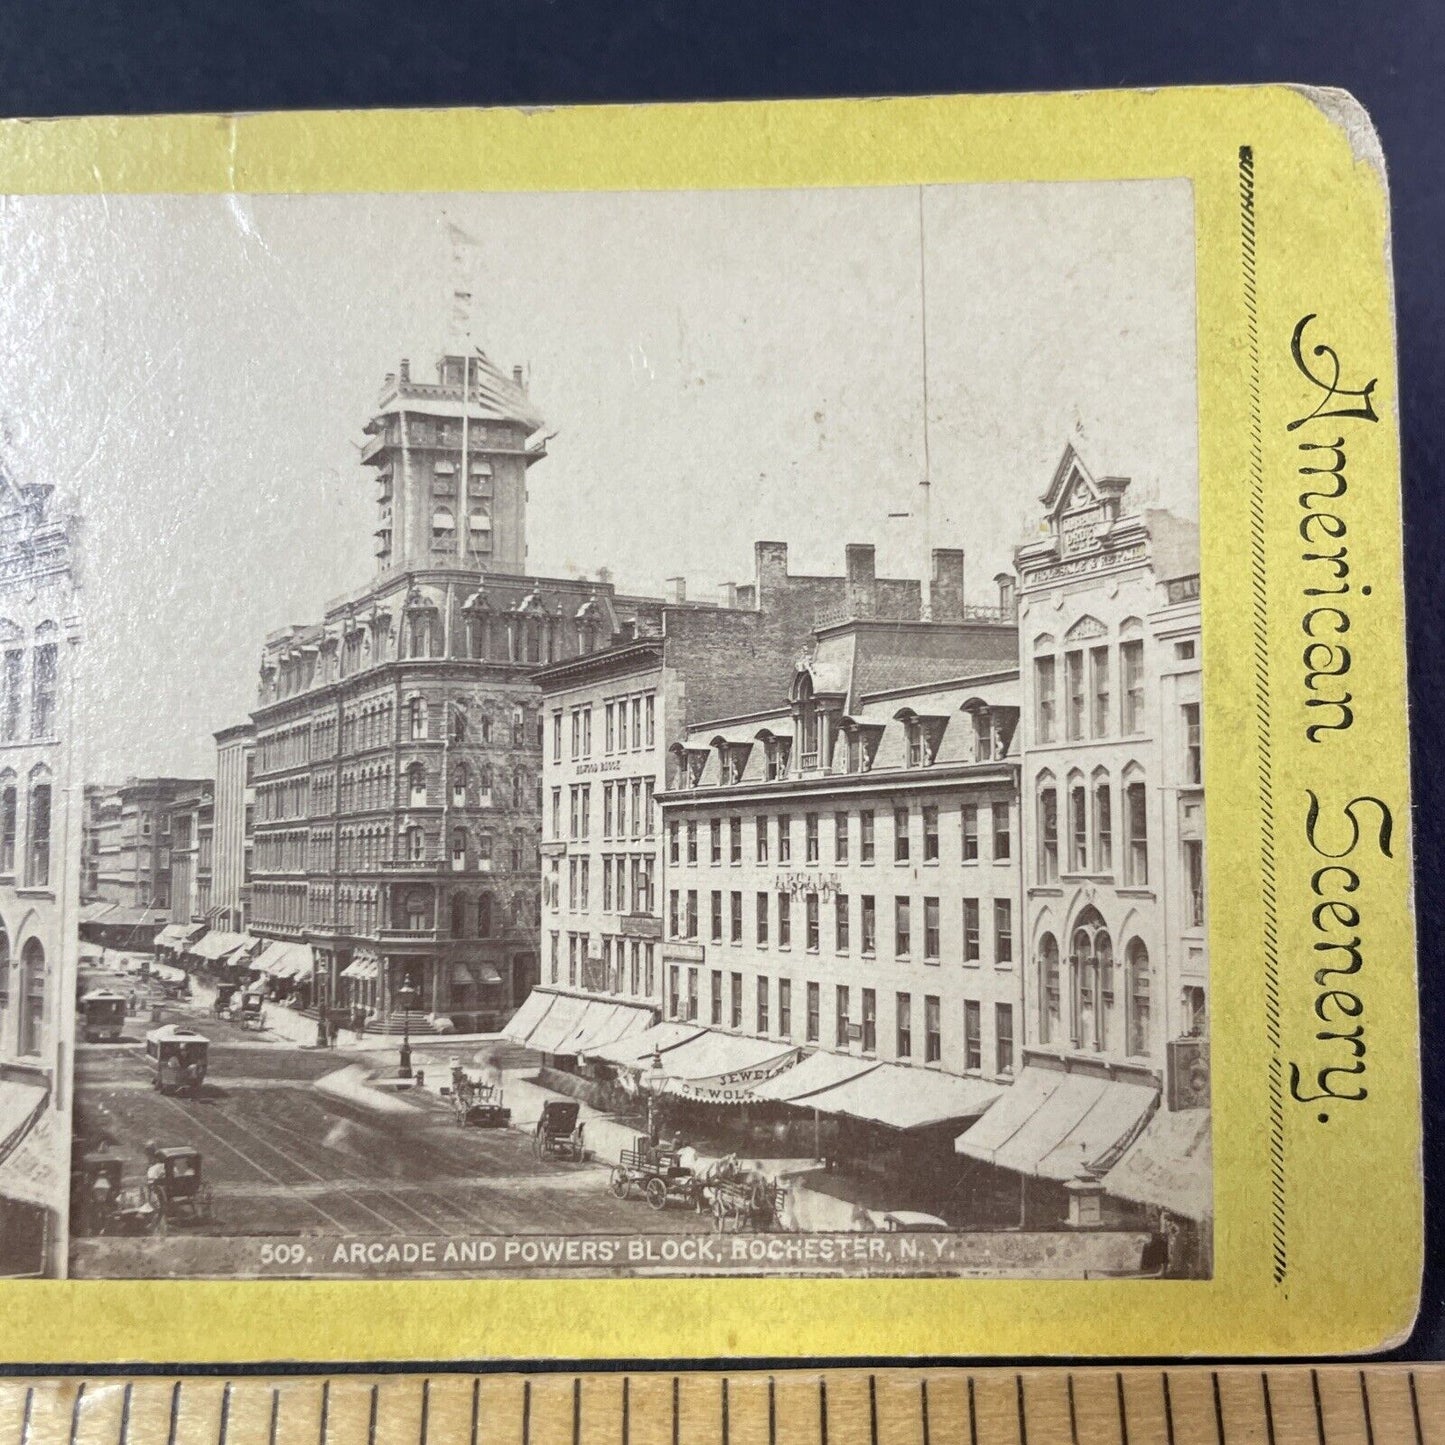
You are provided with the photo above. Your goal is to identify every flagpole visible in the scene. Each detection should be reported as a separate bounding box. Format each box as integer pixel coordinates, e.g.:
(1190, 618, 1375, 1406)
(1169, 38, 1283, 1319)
(917, 185, 934, 621)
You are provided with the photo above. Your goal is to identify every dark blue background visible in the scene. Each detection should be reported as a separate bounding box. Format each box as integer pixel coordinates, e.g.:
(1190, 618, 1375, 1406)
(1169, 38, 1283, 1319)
(1, 0, 1439, 1363)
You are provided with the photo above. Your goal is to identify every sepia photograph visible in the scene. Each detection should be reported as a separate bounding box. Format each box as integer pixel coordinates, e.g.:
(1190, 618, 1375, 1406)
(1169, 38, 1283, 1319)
(0, 179, 1209, 1281)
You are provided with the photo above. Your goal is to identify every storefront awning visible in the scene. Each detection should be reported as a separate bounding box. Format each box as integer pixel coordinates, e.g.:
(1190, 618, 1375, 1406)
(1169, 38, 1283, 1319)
(553, 999, 656, 1058)
(501, 988, 558, 1045)
(0, 1098, 61, 1211)
(746, 1049, 879, 1104)
(649, 1030, 801, 1102)
(955, 1066, 1159, 1181)
(189, 930, 250, 961)
(253, 940, 314, 979)
(341, 949, 381, 982)
(155, 922, 206, 951)
(798, 1062, 1003, 1129)
(0, 1082, 49, 1164)
(78, 901, 118, 924)
(585, 1020, 706, 1067)
(522, 993, 591, 1054)
(1103, 1107, 1212, 1221)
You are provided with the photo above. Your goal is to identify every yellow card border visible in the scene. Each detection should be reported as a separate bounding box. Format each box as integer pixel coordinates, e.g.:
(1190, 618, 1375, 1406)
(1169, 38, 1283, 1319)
(0, 87, 1420, 1361)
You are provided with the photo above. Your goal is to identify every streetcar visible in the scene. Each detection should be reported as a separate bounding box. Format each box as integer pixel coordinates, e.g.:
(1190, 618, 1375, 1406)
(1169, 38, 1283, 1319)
(145, 1024, 210, 1096)
(78, 989, 129, 1043)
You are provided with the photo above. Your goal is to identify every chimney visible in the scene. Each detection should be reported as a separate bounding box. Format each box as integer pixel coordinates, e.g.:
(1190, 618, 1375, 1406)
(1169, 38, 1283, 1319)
(754, 541, 790, 602)
(596, 566, 614, 586)
(719, 582, 738, 609)
(930, 548, 966, 623)
(383, 372, 395, 389)
(665, 576, 687, 604)
(844, 543, 877, 620)
(994, 572, 1018, 619)
(399, 358, 411, 383)
(513, 365, 525, 389)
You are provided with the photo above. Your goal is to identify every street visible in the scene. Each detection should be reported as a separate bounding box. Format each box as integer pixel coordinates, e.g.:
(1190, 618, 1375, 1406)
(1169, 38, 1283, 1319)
(71, 969, 708, 1275)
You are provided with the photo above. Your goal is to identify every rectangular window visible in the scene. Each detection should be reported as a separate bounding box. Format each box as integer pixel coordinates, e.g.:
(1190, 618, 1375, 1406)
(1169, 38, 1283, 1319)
(1065, 650, 1085, 740)
(710, 818, 722, 864)
(806, 982, 820, 1042)
(686, 889, 698, 939)
(860, 809, 876, 863)
(1094, 783, 1113, 872)
(1090, 646, 1111, 737)
(893, 807, 910, 863)
(551, 788, 562, 839)
(835, 893, 850, 952)
(631, 697, 643, 750)
(861, 895, 876, 955)
(686, 821, 698, 865)
(1039, 788, 1059, 883)
(805, 813, 820, 863)
(778, 893, 792, 948)
(730, 972, 743, 1029)
(31, 644, 57, 737)
(710, 890, 723, 943)
(646, 694, 656, 747)
(756, 976, 770, 1034)
(756, 815, 769, 863)
(0, 650, 20, 741)
(1183, 702, 1203, 785)
(963, 898, 980, 962)
(668, 889, 679, 937)
(669, 821, 680, 866)
(729, 889, 743, 942)
(710, 970, 723, 1026)
(687, 968, 699, 1021)
(965, 1000, 982, 1072)
(922, 805, 939, 862)
(756, 891, 769, 946)
(861, 988, 877, 1052)
(778, 979, 792, 1037)
(1121, 639, 1145, 734)
(994, 898, 1013, 963)
(996, 1003, 1015, 1075)
(805, 892, 820, 951)
(668, 964, 680, 1018)
(896, 992, 912, 1058)
(605, 701, 616, 754)
(925, 995, 942, 1063)
(924, 896, 940, 960)
(834, 811, 849, 864)
(1185, 838, 1205, 927)
(1070, 785, 1088, 872)
(729, 816, 742, 864)
(552, 712, 563, 762)
(1125, 781, 1149, 885)
(1035, 655, 1057, 742)
(992, 803, 1011, 861)
(894, 896, 911, 957)
(835, 986, 851, 1048)
(961, 805, 979, 862)
(777, 817, 791, 864)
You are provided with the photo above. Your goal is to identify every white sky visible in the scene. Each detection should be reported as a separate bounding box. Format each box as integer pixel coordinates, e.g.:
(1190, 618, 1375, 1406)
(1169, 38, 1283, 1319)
(0, 181, 1197, 779)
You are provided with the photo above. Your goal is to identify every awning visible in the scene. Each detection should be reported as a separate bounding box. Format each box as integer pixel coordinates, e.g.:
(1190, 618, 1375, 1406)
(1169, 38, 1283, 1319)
(799, 1062, 1002, 1129)
(574, 1001, 656, 1057)
(647, 1030, 801, 1102)
(0, 1097, 60, 1211)
(341, 949, 381, 982)
(79, 901, 118, 924)
(746, 1050, 881, 1104)
(552, 999, 656, 1058)
(501, 988, 558, 1045)
(523, 993, 591, 1054)
(91, 905, 167, 929)
(1103, 1107, 1212, 1221)
(955, 1066, 1159, 1181)
(155, 922, 206, 951)
(253, 940, 313, 979)
(586, 1020, 706, 1067)
(190, 930, 249, 962)
(0, 1082, 49, 1164)
(477, 963, 503, 986)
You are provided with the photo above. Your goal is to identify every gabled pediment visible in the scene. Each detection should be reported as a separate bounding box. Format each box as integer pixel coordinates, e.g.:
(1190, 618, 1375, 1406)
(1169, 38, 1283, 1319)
(1040, 443, 1130, 522)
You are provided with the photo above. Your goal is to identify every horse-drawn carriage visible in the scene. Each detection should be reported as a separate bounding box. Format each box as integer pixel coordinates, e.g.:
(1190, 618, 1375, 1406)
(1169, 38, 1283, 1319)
(531, 1100, 586, 1162)
(238, 988, 266, 1030)
(608, 1139, 705, 1211)
(146, 1025, 209, 1097)
(144, 1144, 214, 1227)
(78, 989, 128, 1043)
(707, 1173, 786, 1233)
(450, 1069, 511, 1128)
(72, 1148, 161, 1236)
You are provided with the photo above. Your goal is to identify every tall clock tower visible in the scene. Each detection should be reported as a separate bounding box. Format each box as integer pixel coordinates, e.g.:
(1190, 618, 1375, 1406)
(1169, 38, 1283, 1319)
(361, 349, 548, 576)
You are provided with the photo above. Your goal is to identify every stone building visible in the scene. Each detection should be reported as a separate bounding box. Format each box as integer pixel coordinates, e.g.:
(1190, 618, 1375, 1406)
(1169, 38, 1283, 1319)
(957, 446, 1209, 1255)
(245, 347, 658, 1029)
(210, 723, 254, 933)
(166, 781, 215, 924)
(0, 466, 81, 1276)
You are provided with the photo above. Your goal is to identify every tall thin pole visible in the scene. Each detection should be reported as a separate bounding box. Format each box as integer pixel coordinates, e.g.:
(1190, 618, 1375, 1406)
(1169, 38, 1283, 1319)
(458, 344, 470, 561)
(917, 186, 934, 620)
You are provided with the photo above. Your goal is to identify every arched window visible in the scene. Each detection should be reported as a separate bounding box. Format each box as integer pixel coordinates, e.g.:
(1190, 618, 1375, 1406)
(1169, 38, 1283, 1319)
(407, 762, 427, 808)
(451, 763, 468, 808)
(478, 892, 492, 938)
(19, 937, 45, 1057)
(1092, 770, 1113, 873)
(27, 770, 51, 889)
(0, 922, 9, 1014)
(1126, 939, 1152, 1057)
(431, 506, 455, 551)
(449, 704, 467, 743)
(1036, 779, 1059, 883)
(1038, 933, 1060, 1044)
(451, 828, 467, 872)
(1123, 771, 1149, 885)
(30, 630, 58, 738)
(1070, 907, 1111, 1052)
(406, 888, 430, 932)
(450, 893, 469, 938)
(405, 826, 424, 862)
(408, 697, 427, 741)
(1067, 770, 1087, 873)
(0, 773, 15, 874)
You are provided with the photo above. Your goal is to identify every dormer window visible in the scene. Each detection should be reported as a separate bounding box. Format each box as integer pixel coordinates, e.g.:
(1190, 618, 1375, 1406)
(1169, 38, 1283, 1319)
(973, 707, 994, 761)
(906, 718, 932, 768)
(763, 735, 790, 781)
(687, 751, 706, 788)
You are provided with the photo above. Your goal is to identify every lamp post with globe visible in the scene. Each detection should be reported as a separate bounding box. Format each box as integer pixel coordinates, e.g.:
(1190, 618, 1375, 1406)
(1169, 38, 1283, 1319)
(641, 1049, 669, 1145)
(397, 974, 420, 1079)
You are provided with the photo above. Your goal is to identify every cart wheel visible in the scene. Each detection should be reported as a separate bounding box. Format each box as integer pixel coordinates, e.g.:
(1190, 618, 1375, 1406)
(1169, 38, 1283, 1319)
(199, 1185, 214, 1223)
(711, 1195, 725, 1233)
(608, 1167, 628, 1199)
(645, 1177, 668, 1212)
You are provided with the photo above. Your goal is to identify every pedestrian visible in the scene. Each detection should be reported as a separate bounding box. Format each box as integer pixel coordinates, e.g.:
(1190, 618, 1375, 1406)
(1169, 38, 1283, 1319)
(354, 1005, 366, 1043)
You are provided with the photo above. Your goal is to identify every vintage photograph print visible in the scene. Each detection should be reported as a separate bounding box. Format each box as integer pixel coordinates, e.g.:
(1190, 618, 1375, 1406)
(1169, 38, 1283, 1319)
(0, 178, 1214, 1283)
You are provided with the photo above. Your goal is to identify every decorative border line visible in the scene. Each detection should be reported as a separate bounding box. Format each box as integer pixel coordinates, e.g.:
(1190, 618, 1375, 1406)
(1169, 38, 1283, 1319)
(1240, 143, 1287, 1287)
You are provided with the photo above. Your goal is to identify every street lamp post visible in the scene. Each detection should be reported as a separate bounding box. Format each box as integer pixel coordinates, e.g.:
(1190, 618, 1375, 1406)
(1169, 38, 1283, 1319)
(641, 1049, 668, 1145)
(397, 975, 420, 1079)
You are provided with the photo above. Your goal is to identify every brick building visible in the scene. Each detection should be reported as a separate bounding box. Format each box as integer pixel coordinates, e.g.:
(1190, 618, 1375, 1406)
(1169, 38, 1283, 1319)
(0, 466, 82, 1276)
(244, 347, 660, 1028)
(210, 723, 254, 932)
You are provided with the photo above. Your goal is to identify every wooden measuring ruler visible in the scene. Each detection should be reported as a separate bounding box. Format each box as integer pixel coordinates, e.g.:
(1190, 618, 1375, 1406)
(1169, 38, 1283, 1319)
(0, 1367, 1437, 1444)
